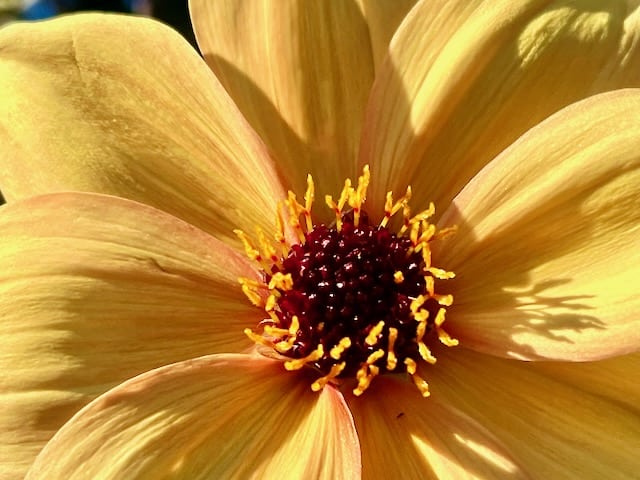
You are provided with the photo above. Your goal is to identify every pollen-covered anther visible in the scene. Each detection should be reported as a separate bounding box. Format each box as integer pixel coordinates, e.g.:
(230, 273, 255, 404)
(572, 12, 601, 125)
(238, 165, 457, 397)
(411, 373, 431, 397)
(386, 328, 399, 371)
(325, 178, 352, 232)
(267, 272, 293, 290)
(418, 343, 437, 364)
(410, 295, 427, 315)
(353, 366, 377, 397)
(433, 308, 459, 347)
(365, 321, 385, 346)
(268, 316, 301, 353)
(284, 345, 324, 371)
(433, 293, 454, 306)
(404, 357, 418, 375)
(303, 174, 315, 231)
(243, 328, 275, 349)
(427, 267, 456, 280)
(330, 337, 352, 360)
(348, 165, 370, 227)
(238, 277, 264, 307)
(312, 362, 346, 392)
(265, 294, 278, 312)
(353, 349, 385, 396)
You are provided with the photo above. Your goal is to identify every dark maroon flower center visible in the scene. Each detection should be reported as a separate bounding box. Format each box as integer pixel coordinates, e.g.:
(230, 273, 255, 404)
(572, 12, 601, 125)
(267, 210, 442, 379)
(238, 167, 456, 396)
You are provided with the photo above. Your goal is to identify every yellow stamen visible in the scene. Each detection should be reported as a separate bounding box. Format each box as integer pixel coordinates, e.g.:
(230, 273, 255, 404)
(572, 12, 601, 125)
(413, 309, 429, 323)
(325, 178, 352, 232)
(399, 202, 412, 236)
(304, 174, 315, 232)
(330, 337, 352, 360)
(410, 295, 427, 314)
(433, 294, 454, 306)
(353, 362, 381, 396)
(437, 328, 459, 347)
(425, 276, 435, 296)
(274, 201, 289, 255)
(418, 342, 437, 364)
(274, 341, 294, 353)
(411, 373, 431, 397)
(432, 308, 459, 347)
(268, 272, 293, 291)
(427, 267, 456, 279)
(416, 319, 427, 342)
(386, 327, 398, 370)
(404, 357, 417, 375)
(365, 320, 385, 346)
(413, 203, 435, 222)
(288, 316, 300, 336)
(366, 348, 385, 365)
(349, 165, 370, 227)
(239, 278, 263, 307)
(421, 245, 432, 268)
(256, 227, 280, 266)
(265, 294, 278, 312)
(285, 191, 306, 243)
(311, 362, 346, 392)
(263, 325, 289, 337)
(381, 191, 394, 228)
(235, 229, 272, 271)
(393, 271, 405, 284)
(244, 328, 275, 349)
(284, 345, 324, 371)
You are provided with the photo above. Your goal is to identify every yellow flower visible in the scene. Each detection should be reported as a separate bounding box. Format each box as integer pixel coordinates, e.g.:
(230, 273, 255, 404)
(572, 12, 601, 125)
(1, 1, 640, 478)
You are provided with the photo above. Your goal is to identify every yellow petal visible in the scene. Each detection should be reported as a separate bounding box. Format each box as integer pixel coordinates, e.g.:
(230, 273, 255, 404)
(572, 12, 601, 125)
(348, 375, 526, 479)
(361, 0, 640, 218)
(438, 89, 640, 361)
(27, 354, 361, 479)
(355, 0, 418, 72)
(190, 0, 387, 210)
(0, 13, 286, 246)
(0, 193, 258, 479)
(430, 348, 640, 479)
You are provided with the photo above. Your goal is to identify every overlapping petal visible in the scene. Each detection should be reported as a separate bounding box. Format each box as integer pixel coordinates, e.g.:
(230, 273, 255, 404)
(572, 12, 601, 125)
(0, 193, 258, 478)
(191, 0, 411, 208)
(355, 0, 417, 72)
(438, 89, 640, 360)
(349, 376, 527, 479)
(0, 13, 286, 245)
(27, 354, 361, 479)
(361, 0, 640, 217)
(429, 348, 640, 479)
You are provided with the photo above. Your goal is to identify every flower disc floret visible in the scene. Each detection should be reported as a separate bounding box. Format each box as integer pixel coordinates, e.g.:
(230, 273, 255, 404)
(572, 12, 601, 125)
(237, 167, 457, 397)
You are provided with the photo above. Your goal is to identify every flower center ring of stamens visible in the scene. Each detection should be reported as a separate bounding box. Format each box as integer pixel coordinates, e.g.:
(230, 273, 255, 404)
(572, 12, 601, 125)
(236, 166, 457, 397)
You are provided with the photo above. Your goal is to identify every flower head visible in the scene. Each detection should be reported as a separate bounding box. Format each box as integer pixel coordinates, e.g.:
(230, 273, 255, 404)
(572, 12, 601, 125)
(1, 1, 640, 479)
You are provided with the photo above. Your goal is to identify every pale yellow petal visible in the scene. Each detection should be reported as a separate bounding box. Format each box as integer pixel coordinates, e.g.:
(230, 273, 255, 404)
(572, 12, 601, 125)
(361, 0, 640, 218)
(27, 354, 361, 479)
(349, 376, 527, 479)
(0, 14, 286, 245)
(355, 0, 417, 71)
(0, 193, 259, 479)
(190, 0, 380, 209)
(437, 89, 640, 361)
(429, 348, 640, 479)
